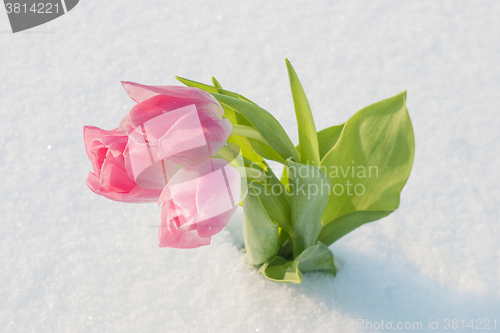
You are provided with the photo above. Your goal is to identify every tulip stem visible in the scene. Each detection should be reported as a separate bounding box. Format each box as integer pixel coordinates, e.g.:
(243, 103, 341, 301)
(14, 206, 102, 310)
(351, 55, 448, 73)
(215, 145, 241, 163)
(215, 145, 267, 183)
(243, 167, 267, 182)
(231, 125, 269, 145)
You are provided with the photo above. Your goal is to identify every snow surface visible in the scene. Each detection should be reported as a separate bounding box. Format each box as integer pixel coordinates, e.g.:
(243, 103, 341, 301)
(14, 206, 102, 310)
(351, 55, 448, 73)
(1, 1, 499, 332)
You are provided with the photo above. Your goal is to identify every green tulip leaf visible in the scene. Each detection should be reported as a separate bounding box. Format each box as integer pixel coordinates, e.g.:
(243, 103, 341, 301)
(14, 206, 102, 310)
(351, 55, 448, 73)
(291, 123, 344, 184)
(222, 104, 255, 127)
(297, 242, 337, 275)
(211, 76, 223, 89)
(177, 75, 295, 164)
(285, 59, 320, 166)
(246, 138, 286, 164)
(319, 91, 415, 245)
(230, 124, 286, 163)
(259, 242, 336, 283)
(317, 124, 344, 160)
(176, 76, 255, 104)
(258, 256, 302, 284)
(243, 185, 280, 265)
(280, 162, 289, 189)
(226, 135, 265, 169)
(262, 160, 290, 203)
(177, 75, 254, 129)
(286, 159, 331, 258)
(277, 229, 294, 259)
(213, 93, 300, 163)
(318, 210, 392, 245)
(248, 181, 292, 236)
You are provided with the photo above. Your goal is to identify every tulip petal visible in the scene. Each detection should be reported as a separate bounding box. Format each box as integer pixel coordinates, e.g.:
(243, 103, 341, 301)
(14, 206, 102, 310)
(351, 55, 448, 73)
(195, 165, 240, 220)
(157, 106, 210, 163)
(158, 202, 211, 249)
(121, 81, 222, 115)
(86, 171, 161, 203)
(196, 206, 237, 238)
(157, 159, 241, 248)
(83, 126, 121, 159)
(83, 125, 163, 203)
(85, 83, 233, 207)
(99, 152, 137, 193)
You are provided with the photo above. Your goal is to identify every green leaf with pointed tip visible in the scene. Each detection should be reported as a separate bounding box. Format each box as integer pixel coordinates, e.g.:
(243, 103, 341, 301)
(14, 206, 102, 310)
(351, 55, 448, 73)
(212, 76, 223, 89)
(286, 159, 331, 258)
(319, 91, 415, 245)
(176, 76, 255, 104)
(176, 76, 222, 94)
(285, 59, 320, 166)
(258, 256, 302, 284)
(318, 124, 344, 160)
(243, 186, 280, 265)
(297, 242, 337, 275)
(213, 93, 300, 163)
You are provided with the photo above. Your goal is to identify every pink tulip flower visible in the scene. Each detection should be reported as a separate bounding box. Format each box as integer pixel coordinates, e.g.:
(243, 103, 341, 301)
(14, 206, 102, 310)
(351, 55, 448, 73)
(84, 126, 162, 203)
(158, 158, 241, 248)
(119, 81, 233, 190)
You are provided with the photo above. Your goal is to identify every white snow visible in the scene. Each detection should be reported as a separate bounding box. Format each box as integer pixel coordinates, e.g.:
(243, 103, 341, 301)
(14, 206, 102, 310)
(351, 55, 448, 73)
(1, 1, 499, 332)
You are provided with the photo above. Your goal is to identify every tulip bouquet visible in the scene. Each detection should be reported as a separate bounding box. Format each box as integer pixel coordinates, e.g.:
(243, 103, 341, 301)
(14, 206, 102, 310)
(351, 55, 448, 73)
(84, 59, 415, 283)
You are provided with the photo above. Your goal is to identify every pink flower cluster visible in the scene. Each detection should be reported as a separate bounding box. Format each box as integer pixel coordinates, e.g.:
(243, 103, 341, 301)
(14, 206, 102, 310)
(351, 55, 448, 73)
(84, 82, 240, 248)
